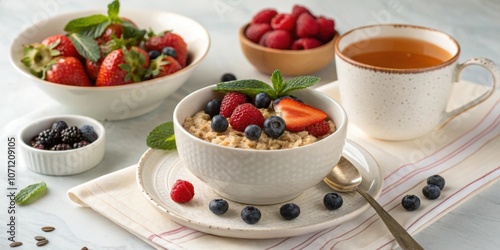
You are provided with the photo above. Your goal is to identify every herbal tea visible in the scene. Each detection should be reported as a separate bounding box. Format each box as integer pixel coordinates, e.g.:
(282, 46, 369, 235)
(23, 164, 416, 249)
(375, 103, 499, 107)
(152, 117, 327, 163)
(342, 37, 452, 69)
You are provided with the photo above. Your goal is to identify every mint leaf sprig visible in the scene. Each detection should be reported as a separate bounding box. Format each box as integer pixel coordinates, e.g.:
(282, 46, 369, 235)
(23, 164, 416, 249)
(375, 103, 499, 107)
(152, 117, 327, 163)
(213, 70, 320, 99)
(63, 0, 146, 62)
(146, 121, 176, 150)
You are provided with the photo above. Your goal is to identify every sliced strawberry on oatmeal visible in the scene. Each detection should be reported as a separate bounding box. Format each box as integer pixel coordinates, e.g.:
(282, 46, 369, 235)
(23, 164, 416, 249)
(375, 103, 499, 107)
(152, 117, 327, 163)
(273, 97, 328, 132)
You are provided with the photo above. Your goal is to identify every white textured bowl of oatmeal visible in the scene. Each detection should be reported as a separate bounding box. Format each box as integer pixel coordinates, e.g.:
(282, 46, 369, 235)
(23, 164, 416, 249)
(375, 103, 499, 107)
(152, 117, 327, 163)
(173, 85, 348, 205)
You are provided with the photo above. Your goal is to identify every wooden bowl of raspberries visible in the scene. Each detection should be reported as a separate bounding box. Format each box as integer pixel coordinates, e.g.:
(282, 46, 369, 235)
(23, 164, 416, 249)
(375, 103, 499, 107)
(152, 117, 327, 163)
(239, 5, 338, 76)
(9, 0, 210, 120)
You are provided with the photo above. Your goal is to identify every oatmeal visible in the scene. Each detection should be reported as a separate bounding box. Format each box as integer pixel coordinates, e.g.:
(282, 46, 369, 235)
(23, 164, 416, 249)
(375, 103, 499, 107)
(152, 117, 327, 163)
(183, 110, 336, 150)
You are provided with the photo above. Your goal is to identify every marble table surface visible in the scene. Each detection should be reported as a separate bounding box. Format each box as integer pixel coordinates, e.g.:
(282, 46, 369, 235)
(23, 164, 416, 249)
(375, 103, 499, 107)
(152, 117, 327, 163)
(1, 0, 499, 249)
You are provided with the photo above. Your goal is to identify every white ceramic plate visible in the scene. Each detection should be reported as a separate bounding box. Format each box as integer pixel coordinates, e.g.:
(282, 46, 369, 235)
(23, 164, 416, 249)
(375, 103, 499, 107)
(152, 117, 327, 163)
(136, 140, 382, 239)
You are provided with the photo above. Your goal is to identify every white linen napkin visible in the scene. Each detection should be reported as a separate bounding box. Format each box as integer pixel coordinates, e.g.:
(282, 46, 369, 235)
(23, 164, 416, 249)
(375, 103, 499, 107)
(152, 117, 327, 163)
(68, 81, 499, 249)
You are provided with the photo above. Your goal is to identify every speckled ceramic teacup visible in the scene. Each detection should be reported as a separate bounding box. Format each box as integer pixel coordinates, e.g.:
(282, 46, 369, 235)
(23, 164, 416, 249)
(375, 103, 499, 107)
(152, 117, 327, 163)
(335, 24, 498, 140)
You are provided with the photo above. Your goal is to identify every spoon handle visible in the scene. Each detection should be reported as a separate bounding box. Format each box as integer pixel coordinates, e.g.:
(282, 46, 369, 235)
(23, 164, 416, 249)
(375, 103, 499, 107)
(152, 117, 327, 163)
(355, 188, 424, 250)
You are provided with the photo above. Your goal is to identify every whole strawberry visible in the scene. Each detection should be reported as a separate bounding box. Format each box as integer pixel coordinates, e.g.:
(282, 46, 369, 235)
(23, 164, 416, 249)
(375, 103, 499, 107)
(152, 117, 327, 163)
(95, 46, 150, 86)
(229, 103, 265, 132)
(42, 35, 81, 59)
(145, 31, 188, 67)
(85, 58, 103, 81)
(22, 35, 80, 77)
(146, 55, 182, 79)
(170, 179, 195, 203)
(45, 57, 92, 86)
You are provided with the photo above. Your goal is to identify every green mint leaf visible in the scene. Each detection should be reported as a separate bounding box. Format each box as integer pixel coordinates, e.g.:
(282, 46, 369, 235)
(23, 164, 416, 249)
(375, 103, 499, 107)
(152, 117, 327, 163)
(64, 14, 110, 33)
(15, 182, 47, 205)
(147, 121, 177, 150)
(68, 33, 101, 62)
(80, 20, 112, 39)
(271, 70, 286, 94)
(122, 22, 146, 43)
(214, 80, 277, 98)
(107, 0, 120, 21)
(281, 76, 321, 96)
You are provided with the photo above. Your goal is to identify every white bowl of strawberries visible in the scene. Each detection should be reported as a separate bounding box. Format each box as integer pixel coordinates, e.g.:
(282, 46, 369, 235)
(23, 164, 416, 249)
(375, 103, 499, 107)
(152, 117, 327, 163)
(173, 71, 348, 204)
(9, 0, 210, 120)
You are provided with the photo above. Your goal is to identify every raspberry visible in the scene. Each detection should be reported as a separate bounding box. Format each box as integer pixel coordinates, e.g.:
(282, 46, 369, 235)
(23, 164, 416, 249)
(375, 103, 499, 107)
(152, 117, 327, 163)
(270, 13, 296, 31)
(291, 38, 323, 50)
(258, 31, 270, 46)
(245, 23, 273, 43)
(219, 92, 248, 117)
(229, 103, 265, 132)
(305, 120, 330, 137)
(291, 4, 313, 18)
(264, 30, 292, 50)
(316, 16, 336, 42)
(296, 13, 319, 38)
(251, 8, 278, 24)
(170, 179, 195, 203)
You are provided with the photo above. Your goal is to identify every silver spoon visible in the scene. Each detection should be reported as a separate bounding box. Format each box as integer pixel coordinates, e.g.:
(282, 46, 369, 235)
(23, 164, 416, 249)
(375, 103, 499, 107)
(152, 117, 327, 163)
(324, 157, 423, 250)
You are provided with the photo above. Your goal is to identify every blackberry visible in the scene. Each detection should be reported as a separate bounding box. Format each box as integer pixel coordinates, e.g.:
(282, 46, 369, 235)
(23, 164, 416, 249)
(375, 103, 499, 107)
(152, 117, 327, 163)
(241, 206, 261, 224)
(401, 194, 421, 211)
(244, 125, 261, 141)
(427, 175, 445, 190)
(80, 125, 98, 143)
(61, 126, 83, 144)
(209, 199, 229, 215)
(221, 73, 236, 82)
(38, 129, 61, 147)
(31, 136, 45, 149)
(51, 143, 73, 151)
(323, 192, 343, 210)
(51, 120, 68, 132)
(422, 184, 441, 200)
(73, 140, 90, 149)
(280, 203, 300, 220)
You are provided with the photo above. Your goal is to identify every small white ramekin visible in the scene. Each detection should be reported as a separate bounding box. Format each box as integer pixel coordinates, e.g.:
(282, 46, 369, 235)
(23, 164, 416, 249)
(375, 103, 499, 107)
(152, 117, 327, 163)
(18, 115, 106, 175)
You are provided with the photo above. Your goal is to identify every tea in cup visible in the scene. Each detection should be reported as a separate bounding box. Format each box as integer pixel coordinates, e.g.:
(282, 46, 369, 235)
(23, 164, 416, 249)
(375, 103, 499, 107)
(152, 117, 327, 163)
(335, 24, 498, 140)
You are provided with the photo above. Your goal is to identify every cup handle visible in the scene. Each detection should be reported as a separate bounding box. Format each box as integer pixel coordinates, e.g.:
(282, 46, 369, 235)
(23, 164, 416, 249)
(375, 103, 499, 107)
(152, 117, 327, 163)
(439, 58, 499, 128)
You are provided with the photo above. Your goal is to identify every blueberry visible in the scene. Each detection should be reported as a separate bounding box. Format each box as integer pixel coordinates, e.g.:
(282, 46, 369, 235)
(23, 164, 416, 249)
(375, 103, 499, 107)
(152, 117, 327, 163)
(401, 194, 421, 211)
(427, 175, 445, 190)
(241, 206, 261, 224)
(221, 73, 237, 82)
(263, 116, 286, 139)
(422, 184, 441, 200)
(204, 99, 221, 118)
(244, 125, 262, 141)
(211, 115, 228, 132)
(254, 92, 271, 108)
(51, 121, 68, 133)
(209, 199, 229, 215)
(161, 46, 177, 58)
(80, 125, 98, 143)
(148, 50, 161, 60)
(279, 203, 300, 220)
(323, 192, 343, 210)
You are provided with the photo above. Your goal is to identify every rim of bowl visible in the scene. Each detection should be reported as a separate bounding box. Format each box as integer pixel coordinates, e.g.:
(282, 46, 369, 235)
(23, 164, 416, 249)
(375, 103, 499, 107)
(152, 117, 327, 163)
(9, 9, 211, 91)
(173, 85, 347, 153)
(19, 114, 106, 154)
(239, 23, 338, 55)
